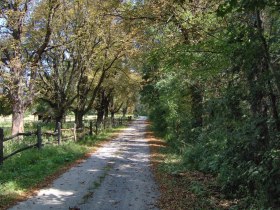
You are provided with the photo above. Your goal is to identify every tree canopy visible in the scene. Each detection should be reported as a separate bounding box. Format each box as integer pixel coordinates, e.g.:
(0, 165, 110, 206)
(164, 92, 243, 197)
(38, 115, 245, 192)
(0, 0, 280, 208)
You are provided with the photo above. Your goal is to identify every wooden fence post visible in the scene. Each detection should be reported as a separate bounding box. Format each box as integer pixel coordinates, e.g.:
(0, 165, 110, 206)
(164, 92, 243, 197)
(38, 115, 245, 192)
(73, 123, 77, 142)
(90, 121, 93, 136)
(0, 128, 4, 165)
(37, 125, 42, 149)
(58, 122, 61, 145)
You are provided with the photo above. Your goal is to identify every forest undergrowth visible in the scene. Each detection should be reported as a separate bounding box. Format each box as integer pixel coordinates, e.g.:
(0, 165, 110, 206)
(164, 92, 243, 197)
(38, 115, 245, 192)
(146, 125, 239, 210)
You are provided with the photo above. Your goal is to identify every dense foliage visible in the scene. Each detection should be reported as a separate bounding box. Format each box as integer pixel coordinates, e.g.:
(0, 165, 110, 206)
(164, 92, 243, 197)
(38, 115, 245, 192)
(0, 0, 140, 133)
(139, 0, 280, 208)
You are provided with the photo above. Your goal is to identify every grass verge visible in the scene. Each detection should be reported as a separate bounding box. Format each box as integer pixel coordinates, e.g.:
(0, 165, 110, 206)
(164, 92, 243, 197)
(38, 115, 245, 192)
(0, 126, 126, 210)
(146, 124, 237, 210)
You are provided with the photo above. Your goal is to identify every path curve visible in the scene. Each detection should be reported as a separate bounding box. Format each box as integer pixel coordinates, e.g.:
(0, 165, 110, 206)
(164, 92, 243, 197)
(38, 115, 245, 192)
(9, 117, 159, 210)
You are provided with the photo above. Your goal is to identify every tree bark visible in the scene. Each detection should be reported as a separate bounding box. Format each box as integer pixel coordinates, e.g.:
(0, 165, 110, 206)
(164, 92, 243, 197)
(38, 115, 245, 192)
(104, 106, 109, 119)
(74, 110, 84, 129)
(12, 105, 24, 135)
(122, 106, 128, 118)
(255, 10, 280, 132)
(55, 114, 64, 132)
(104, 95, 110, 120)
(247, 72, 270, 151)
(96, 109, 104, 126)
(111, 112, 115, 125)
(11, 58, 25, 135)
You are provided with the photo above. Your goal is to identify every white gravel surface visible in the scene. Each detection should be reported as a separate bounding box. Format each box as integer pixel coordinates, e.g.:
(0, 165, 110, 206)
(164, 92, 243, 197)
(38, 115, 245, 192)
(9, 117, 160, 210)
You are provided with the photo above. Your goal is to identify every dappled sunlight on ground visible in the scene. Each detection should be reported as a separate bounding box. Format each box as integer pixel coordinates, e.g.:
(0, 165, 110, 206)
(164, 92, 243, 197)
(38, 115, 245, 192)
(36, 188, 75, 205)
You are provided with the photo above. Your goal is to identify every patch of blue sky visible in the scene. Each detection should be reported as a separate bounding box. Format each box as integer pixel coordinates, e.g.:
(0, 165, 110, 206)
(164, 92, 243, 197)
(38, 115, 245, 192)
(0, 18, 11, 39)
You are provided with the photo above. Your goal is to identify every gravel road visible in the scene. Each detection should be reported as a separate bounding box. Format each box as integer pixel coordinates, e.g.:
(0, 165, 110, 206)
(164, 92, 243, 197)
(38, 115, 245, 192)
(9, 117, 159, 210)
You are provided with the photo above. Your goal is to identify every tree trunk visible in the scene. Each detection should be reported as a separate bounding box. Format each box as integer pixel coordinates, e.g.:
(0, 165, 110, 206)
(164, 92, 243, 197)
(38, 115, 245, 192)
(267, 81, 280, 132)
(104, 97, 110, 119)
(111, 112, 115, 125)
(74, 110, 84, 129)
(96, 109, 104, 126)
(55, 114, 64, 132)
(248, 80, 270, 150)
(255, 11, 280, 132)
(11, 64, 25, 135)
(246, 55, 270, 150)
(122, 106, 128, 118)
(104, 107, 109, 119)
(12, 104, 24, 135)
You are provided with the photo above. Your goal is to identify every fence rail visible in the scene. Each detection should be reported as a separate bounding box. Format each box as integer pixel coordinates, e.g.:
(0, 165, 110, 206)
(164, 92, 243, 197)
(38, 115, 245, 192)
(3, 131, 37, 142)
(0, 117, 131, 165)
(0, 126, 42, 165)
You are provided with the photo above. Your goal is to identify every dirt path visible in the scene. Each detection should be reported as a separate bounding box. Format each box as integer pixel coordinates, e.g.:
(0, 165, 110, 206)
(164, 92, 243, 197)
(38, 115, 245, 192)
(9, 117, 159, 210)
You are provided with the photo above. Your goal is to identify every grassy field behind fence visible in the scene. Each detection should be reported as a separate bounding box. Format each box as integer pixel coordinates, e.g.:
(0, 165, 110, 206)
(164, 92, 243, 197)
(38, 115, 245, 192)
(0, 115, 99, 128)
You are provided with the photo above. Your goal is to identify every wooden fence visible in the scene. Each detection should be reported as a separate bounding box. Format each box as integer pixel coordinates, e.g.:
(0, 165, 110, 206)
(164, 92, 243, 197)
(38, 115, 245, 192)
(0, 117, 130, 165)
(0, 126, 42, 165)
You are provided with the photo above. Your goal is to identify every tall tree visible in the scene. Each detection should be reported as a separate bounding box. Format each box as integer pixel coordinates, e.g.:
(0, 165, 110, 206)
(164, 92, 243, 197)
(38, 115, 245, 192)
(70, 0, 136, 128)
(38, 46, 79, 129)
(0, 0, 60, 134)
